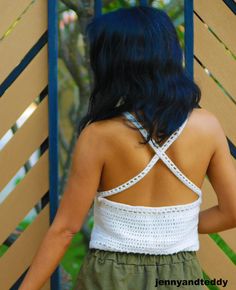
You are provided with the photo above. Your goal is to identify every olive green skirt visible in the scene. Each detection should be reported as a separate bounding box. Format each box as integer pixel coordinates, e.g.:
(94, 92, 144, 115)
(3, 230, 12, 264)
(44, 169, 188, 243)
(74, 248, 204, 290)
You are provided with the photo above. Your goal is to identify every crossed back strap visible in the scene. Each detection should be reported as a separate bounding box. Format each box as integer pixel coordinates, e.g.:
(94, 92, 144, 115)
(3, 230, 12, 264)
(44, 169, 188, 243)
(97, 111, 202, 198)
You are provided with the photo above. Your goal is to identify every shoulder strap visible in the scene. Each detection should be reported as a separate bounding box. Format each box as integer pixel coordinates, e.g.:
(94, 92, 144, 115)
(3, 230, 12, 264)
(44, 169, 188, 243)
(123, 111, 188, 150)
(125, 112, 202, 197)
(97, 112, 201, 198)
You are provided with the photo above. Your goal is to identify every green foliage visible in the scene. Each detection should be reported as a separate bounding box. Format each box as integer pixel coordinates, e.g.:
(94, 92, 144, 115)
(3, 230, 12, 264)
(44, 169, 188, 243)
(61, 232, 88, 289)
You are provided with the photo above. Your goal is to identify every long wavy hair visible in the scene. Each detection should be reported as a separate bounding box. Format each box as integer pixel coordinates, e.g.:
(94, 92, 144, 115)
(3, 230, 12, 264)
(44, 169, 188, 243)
(77, 5, 201, 145)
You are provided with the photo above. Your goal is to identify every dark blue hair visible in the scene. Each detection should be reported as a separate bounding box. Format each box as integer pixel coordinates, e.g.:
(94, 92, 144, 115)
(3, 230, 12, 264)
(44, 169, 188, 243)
(77, 5, 201, 145)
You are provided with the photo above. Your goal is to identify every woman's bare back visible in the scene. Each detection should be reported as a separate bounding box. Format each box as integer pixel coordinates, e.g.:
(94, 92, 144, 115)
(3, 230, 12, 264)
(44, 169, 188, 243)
(97, 108, 216, 207)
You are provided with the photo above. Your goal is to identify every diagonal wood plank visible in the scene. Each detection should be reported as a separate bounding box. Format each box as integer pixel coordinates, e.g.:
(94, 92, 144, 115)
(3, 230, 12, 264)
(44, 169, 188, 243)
(0, 96, 48, 192)
(0, 150, 49, 245)
(0, 204, 49, 289)
(0, 44, 48, 139)
(197, 234, 236, 289)
(194, 59, 236, 145)
(194, 14, 236, 102)
(194, 0, 236, 56)
(0, 0, 47, 84)
(195, 57, 236, 253)
(0, 0, 33, 38)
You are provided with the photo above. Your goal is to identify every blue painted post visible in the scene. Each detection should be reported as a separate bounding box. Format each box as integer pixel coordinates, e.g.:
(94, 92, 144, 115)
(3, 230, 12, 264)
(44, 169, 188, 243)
(95, 0, 102, 17)
(48, 0, 60, 289)
(184, 0, 194, 80)
(139, 0, 148, 6)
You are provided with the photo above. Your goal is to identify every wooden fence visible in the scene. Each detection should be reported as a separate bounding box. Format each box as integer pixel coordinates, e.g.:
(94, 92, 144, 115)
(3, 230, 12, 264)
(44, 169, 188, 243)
(189, 0, 236, 289)
(0, 0, 235, 289)
(0, 0, 59, 289)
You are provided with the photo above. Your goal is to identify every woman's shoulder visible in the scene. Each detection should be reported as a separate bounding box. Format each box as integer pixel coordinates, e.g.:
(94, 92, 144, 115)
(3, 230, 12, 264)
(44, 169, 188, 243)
(191, 107, 218, 120)
(84, 108, 223, 144)
(79, 116, 126, 150)
(107, 108, 222, 138)
(190, 107, 223, 135)
(84, 115, 129, 138)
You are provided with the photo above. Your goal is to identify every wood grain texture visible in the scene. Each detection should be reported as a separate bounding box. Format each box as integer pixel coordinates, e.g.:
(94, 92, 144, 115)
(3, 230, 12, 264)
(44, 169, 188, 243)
(0, 150, 49, 245)
(194, 0, 236, 56)
(0, 205, 49, 289)
(0, 0, 47, 83)
(197, 234, 236, 289)
(0, 96, 48, 192)
(0, 44, 48, 139)
(195, 57, 236, 253)
(194, 59, 236, 145)
(0, 0, 32, 38)
(194, 14, 236, 101)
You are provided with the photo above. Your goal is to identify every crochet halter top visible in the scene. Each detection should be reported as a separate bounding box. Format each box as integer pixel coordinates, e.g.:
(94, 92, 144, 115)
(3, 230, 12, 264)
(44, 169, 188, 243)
(89, 111, 202, 255)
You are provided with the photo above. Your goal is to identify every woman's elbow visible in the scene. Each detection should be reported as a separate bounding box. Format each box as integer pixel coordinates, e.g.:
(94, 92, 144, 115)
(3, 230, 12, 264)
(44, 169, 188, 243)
(48, 223, 79, 247)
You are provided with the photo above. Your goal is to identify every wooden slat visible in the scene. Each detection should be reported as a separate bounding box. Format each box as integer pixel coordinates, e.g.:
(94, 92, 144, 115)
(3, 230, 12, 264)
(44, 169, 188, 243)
(0, 150, 49, 245)
(0, 204, 50, 289)
(194, 0, 236, 56)
(194, 60, 236, 145)
(195, 58, 236, 252)
(0, 0, 33, 38)
(201, 177, 236, 253)
(197, 234, 236, 288)
(194, 14, 236, 102)
(220, 227, 236, 257)
(0, 44, 48, 139)
(0, 0, 47, 84)
(0, 96, 48, 192)
(201, 178, 218, 211)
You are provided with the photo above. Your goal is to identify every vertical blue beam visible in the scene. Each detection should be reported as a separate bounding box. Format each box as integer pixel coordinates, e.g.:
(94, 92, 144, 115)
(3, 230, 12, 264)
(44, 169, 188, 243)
(48, 0, 60, 289)
(95, 0, 102, 17)
(139, 0, 148, 6)
(184, 0, 194, 80)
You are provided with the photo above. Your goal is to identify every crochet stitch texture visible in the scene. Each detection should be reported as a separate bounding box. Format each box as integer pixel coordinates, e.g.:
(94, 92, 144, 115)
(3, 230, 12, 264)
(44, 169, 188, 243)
(89, 111, 202, 255)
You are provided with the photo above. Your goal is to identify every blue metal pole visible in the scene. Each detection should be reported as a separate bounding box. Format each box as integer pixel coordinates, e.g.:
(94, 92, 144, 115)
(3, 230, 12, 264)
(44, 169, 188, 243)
(139, 0, 148, 6)
(184, 0, 194, 80)
(48, 0, 60, 289)
(95, 0, 102, 17)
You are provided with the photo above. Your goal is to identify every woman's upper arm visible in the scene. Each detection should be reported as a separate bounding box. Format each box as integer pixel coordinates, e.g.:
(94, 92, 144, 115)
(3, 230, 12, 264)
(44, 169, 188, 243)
(50, 123, 105, 235)
(206, 113, 236, 221)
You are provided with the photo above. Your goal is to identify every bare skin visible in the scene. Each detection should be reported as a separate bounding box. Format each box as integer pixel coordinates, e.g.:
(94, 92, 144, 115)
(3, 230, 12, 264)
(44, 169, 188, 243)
(19, 107, 236, 290)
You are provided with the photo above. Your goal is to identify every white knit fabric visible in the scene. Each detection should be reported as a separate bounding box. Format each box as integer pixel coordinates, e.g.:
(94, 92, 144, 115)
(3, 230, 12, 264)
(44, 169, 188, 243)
(89, 111, 202, 255)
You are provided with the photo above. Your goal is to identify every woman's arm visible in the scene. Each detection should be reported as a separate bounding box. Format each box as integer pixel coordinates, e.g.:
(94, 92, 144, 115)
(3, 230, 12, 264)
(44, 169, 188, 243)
(198, 113, 236, 234)
(198, 206, 236, 234)
(19, 123, 105, 290)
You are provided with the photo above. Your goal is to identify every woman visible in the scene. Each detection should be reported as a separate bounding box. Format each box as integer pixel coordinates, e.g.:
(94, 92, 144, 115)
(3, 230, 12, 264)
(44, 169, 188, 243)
(19, 6, 236, 290)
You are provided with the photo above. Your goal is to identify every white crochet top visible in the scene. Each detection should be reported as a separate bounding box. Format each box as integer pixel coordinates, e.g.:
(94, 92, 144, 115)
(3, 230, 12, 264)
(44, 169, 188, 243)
(89, 111, 202, 255)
